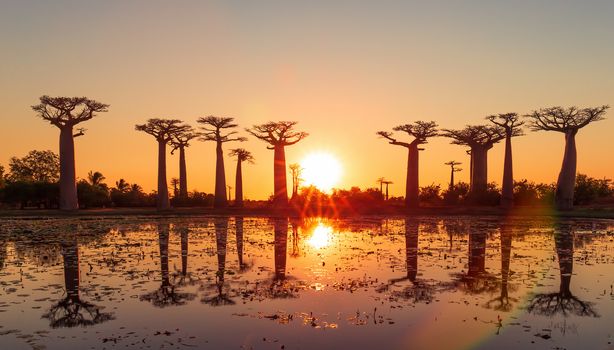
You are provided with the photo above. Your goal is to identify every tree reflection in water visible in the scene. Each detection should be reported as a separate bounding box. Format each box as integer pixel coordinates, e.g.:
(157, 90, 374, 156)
(171, 224, 199, 287)
(448, 226, 499, 295)
(378, 219, 435, 303)
(42, 233, 114, 328)
(141, 222, 195, 307)
(484, 225, 518, 312)
(201, 218, 236, 306)
(235, 217, 252, 272)
(527, 224, 599, 317)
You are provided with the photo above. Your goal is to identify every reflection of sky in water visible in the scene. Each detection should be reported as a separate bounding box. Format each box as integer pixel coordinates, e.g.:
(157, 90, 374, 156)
(0, 217, 613, 350)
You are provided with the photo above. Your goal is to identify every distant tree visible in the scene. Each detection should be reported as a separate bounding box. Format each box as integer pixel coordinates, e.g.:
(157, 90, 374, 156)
(376, 177, 386, 194)
(170, 177, 180, 198)
(526, 105, 609, 210)
(573, 174, 613, 205)
(229, 148, 254, 207)
(0, 165, 5, 188)
(32, 96, 109, 210)
(487, 113, 524, 209)
(419, 184, 442, 205)
(382, 180, 393, 201)
(135, 118, 191, 210)
(170, 127, 199, 201)
(246, 121, 308, 207)
(444, 161, 462, 190)
(288, 163, 303, 199)
(198, 116, 246, 208)
(441, 125, 505, 201)
(115, 178, 129, 193)
(8, 150, 60, 183)
(377, 121, 439, 207)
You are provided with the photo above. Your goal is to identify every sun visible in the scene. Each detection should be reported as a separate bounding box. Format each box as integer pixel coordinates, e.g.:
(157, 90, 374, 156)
(300, 152, 342, 193)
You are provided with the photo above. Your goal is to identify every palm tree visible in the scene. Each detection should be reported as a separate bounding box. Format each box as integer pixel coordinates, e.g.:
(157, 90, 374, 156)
(377, 121, 438, 207)
(87, 171, 106, 187)
(228, 148, 254, 207)
(526, 106, 609, 210)
(135, 118, 191, 210)
(115, 179, 130, 192)
(246, 122, 308, 208)
(32, 96, 109, 210)
(198, 116, 246, 208)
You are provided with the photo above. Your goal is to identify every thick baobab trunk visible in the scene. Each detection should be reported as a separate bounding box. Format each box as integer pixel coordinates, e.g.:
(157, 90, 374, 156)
(59, 127, 79, 210)
(500, 135, 514, 208)
(157, 140, 170, 210)
(214, 141, 228, 208)
(405, 220, 418, 281)
(555, 131, 577, 211)
(555, 231, 573, 297)
(273, 145, 288, 207)
(274, 219, 288, 280)
(470, 146, 488, 196)
(178, 146, 188, 200)
(235, 160, 243, 207)
(406, 145, 420, 208)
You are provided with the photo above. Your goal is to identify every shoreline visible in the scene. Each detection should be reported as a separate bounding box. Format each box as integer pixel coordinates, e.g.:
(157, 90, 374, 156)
(1, 205, 613, 220)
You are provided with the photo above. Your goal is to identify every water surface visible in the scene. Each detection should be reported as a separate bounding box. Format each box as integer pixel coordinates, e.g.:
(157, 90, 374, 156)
(1, 216, 613, 349)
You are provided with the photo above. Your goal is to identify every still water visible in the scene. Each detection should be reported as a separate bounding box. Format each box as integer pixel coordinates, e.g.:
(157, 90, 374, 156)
(0, 216, 613, 350)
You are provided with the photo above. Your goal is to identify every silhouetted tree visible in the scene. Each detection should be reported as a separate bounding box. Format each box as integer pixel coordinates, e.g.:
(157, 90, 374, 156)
(198, 116, 246, 208)
(527, 225, 598, 317)
(441, 125, 505, 200)
(382, 180, 393, 201)
(42, 235, 114, 327)
(376, 177, 386, 195)
(445, 161, 462, 190)
(377, 121, 439, 207)
(8, 150, 60, 183)
(135, 118, 191, 210)
(228, 148, 254, 207)
(487, 113, 524, 208)
(526, 106, 609, 210)
(32, 96, 109, 210)
(170, 177, 180, 198)
(246, 121, 308, 208)
(170, 127, 199, 201)
(288, 163, 303, 200)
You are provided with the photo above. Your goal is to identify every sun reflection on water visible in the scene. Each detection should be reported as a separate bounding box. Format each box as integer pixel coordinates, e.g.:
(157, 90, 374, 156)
(307, 223, 333, 249)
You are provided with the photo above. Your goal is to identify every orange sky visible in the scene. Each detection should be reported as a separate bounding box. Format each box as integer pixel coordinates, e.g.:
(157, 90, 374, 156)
(1, 1, 613, 199)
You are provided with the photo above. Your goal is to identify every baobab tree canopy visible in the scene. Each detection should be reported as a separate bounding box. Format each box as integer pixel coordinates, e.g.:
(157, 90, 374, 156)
(247, 121, 308, 207)
(526, 106, 609, 133)
(441, 125, 506, 197)
(32, 96, 109, 128)
(487, 113, 525, 135)
(525, 105, 609, 210)
(377, 121, 438, 208)
(229, 148, 255, 163)
(246, 121, 308, 147)
(170, 127, 199, 152)
(135, 118, 191, 141)
(198, 116, 246, 208)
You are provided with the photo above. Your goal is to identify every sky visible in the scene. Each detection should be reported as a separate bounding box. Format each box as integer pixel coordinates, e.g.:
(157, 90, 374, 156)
(1, 0, 613, 199)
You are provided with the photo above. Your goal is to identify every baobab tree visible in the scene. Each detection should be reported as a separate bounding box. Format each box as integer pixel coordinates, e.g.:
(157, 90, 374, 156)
(377, 121, 439, 207)
(135, 118, 191, 210)
(32, 96, 109, 210)
(487, 113, 524, 208)
(288, 163, 303, 199)
(376, 177, 386, 195)
(441, 125, 505, 199)
(198, 116, 246, 208)
(382, 180, 393, 201)
(526, 106, 609, 210)
(444, 161, 462, 190)
(229, 148, 254, 208)
(170, 127, 199, 201)
(246, 121, 308, 207)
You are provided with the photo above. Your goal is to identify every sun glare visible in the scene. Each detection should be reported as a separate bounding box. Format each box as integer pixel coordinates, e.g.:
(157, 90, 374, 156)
(300, 152, 342, 193)
(307, 223, 333, 249)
